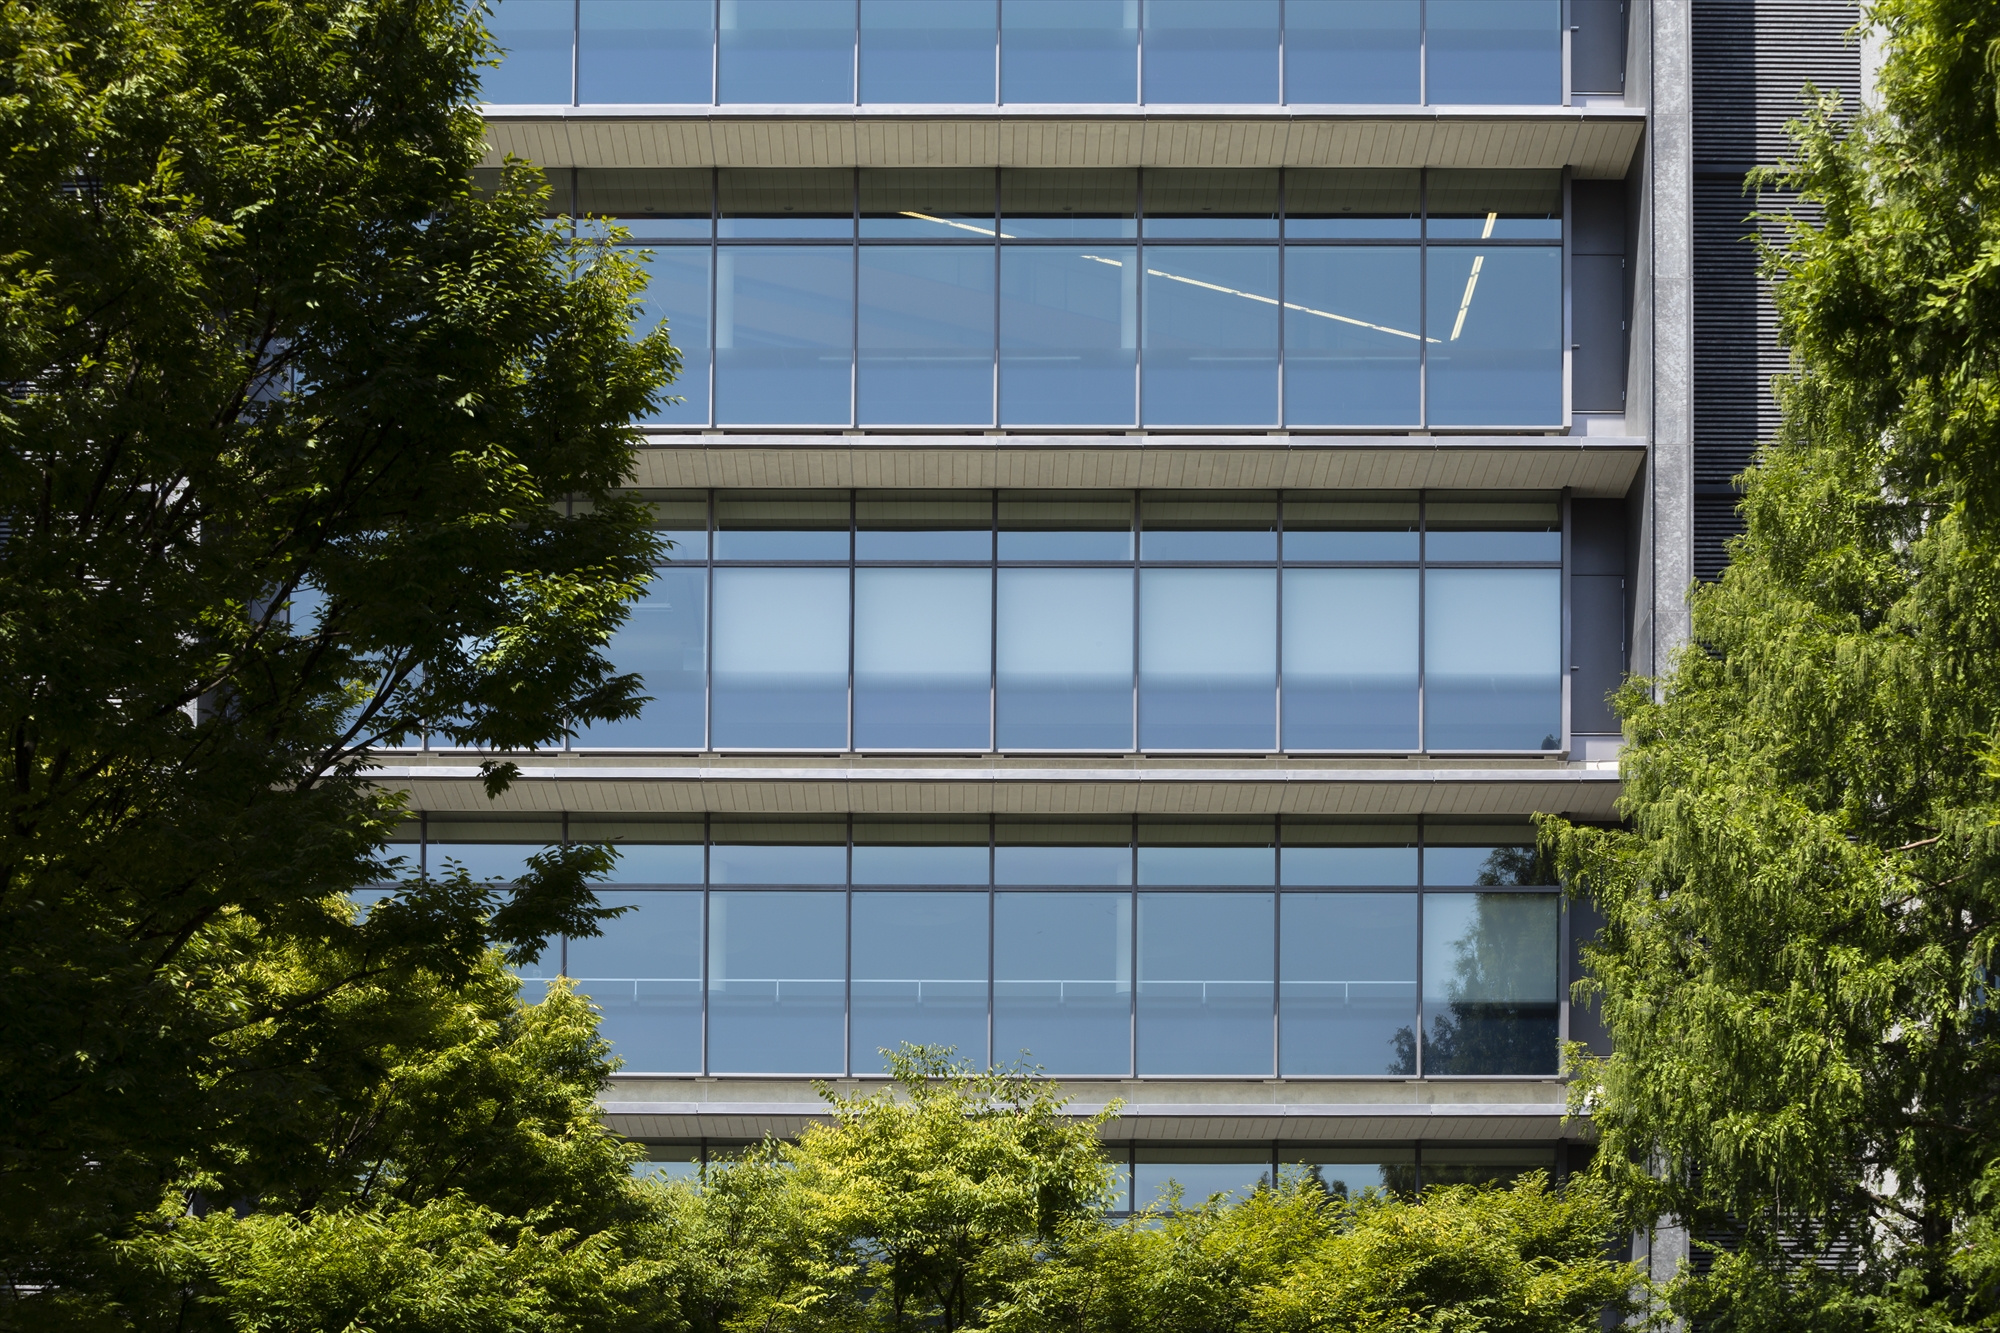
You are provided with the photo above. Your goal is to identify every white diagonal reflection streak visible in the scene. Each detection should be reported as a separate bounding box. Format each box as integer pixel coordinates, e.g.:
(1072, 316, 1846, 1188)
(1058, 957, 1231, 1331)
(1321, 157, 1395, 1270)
(1449, 212, 1500, 342)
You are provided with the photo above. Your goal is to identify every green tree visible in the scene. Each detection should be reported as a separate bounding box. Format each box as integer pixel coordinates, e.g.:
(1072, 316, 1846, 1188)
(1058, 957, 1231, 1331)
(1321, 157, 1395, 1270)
(1543, 1, 2000, 1326)
(0, 0, 676, 1317)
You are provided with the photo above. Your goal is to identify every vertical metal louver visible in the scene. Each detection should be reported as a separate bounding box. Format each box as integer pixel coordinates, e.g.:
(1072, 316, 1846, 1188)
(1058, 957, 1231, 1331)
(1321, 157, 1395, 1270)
(1690, 0, 1860, 580)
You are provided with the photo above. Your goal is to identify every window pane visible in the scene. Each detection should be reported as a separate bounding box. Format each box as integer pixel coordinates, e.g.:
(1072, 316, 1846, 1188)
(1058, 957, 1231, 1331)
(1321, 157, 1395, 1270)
(716, 246, 854, 424)
(1143, 169, 1279, 239)
(586, 168, 713, 239)
(1137, 892, 1273, 1074)
(630, 247, 712, 425)
(1421, 1146, 1557, 1188)
(1421, 892, 1559, 1075)
(1283, 246, 1420, 426)
(715, 491, 850, 561)
(1281, 824, 1418, 886)
(857, 491, 992, 561)
(712, 568, 850, 747)
(1285, 168, 1420, 239)
(1280, 1147, 1417, 1198)
(996, 827, 1131, 885)
(1426, 170, 1563, 240)
(861, 167, 998, 239)
(574, 567, 706, 747)
(994, 892, 1131, 1074)
(996, 569, 1133, 749)
(1142, 0, 1278, 104)
(852, 845, 990, 885)
(1139, 569, 1274, 750)
(567, 891, 704, 1072)
(855, 568, 992, 749)
(1137, 825, 1274, 885)
(1000, 247, 1136, 424)
(1135, 1147, 1273, 1208)
(1000, 0, 1137, 103)
(861, 0, 996, 102)
(999, 491, 1133, 561)
(852, 891, 990, 1070)
(1140, 492, 1277, 562)
(1000, 168, 1138, 240)
(580, 0, 712, 103)
(484, 0, 573, 103)
(1424, 569, 1560, 750)
(1424, 829, 1552, 887)
(1281, 568, 1417, 750)
(709, 891, 847, 1072)
(570, 821, 706, 885)
(1425, 494, 1562, 562)
(719, 167, 854, 238)
(426, 820, 563, 883)
(1279, 892, 1417, 1075)
(1424, 0, 1560, 105)
(718, 0, 855, 103)
(1141, 246, 1279, 426)
(1283, 0, 1419, 104)
(1282, 493, 1419, 562)
(858, 246, 996, 426)
(711, 843, 847, 884)
(634, 1144, 704, 1181)
(1424, 247, 1561, 426)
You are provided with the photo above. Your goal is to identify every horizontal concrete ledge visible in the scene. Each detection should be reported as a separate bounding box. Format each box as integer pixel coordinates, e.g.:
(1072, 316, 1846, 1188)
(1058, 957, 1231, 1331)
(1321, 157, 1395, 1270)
(601, 1100, 1568, 1119)
(628, 438, 1646, 498)
(375, 763, 1619, 785)
(485, 103, 1646, 121)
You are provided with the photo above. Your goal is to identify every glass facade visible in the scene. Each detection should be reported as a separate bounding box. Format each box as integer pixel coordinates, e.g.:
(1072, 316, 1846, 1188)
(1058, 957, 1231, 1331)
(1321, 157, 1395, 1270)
(379, 816, 1562, 1079)
(566, 166, 1564, 430)
(488, 0, 1566, 105)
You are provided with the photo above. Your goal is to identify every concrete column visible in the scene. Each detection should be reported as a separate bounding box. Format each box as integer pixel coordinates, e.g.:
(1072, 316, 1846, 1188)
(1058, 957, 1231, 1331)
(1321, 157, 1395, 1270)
(1647, 0, 1695, 675)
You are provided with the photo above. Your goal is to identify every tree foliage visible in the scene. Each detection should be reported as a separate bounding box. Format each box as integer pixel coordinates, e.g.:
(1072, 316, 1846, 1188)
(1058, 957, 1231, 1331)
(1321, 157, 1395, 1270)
(1542, 1, 2000, 1326)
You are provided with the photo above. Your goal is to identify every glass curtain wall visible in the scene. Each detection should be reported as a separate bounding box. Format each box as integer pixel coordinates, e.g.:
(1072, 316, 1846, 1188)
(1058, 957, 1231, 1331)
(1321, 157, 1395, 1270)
(535, 487, 1565, 755)
(383, 816, 1562, 1080)
(487, 0, 1564, 105)
(571, 166, 1564, 430)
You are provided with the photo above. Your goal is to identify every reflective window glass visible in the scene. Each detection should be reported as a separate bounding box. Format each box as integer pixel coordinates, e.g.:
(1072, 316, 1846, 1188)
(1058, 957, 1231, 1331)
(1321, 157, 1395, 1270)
(1426, 170, 1563, 240)
(1284, 168, 1420, 239)
(711, 567, 850, 747)
(1420, 892, 1560, 1075)
(1281, 568, 1418, 750)
(1283, 1, 1419, 104)
(483, 0, 574, 103)
(582, 168, 713, 239)
(426, 820, 562, 883)
(1279, 892, 1418, 1075)
(570, 821, 707, 884)
(995, 832, 1132, 885)
(1143, 0, 1277, 104)
(852, 891, 990, 1071)
(718, 0, 856, 104)
(1424, 0, 1561, 105)
(711, 841, 848, 884)
(635, 1144, 703, 1181)
(854, 568, 993, 749)
(998, 492, 1133, 561)
(851, 845, 991, 885)
(1135, 1148, 1273, 1209)
(1280, 1147, 1417, 1198)
(715, 246, 855, 424)
(1281, 246, 1421, 426)
(1423, 246, 1562, 425)
(1140, 246, 1279, 426)
(1423, 569, 1561, 750)
(1138, 569, 1275, 750)
(567, 891, 704, 1072)
(861, 0, 997, 103)
(1281, 824, 1419, 886)
(579, 0, 713, 103)
(1000, 246, 1136, 424)
(572, 566, 707, 747)
(1140, 494, 1277, 563)
(708, 890, 847, 1072)
(1137, 892, 1274, 1074)
(1421, 1146, 1558, 1187)
(1424, 831, 1551, 887)
(718, 168, 854, 238)
(1143, 169, 1279, 239)
(1282, 493, 1420, 562)
(993, 891, 1132, 1074)
(856, 492, 992, 561)
(714, 492, 850, 561)
(860, 167, 998, 239)
(858, 246, 997, 426)
(1136, 847, 1274, 885)
(624, 248, 713, 425)
(996, 569, 1134, 749)
(1000, 0, 1138, 104)
(1425, 494, 1562, 562)
(1000, 169, 1138, 240)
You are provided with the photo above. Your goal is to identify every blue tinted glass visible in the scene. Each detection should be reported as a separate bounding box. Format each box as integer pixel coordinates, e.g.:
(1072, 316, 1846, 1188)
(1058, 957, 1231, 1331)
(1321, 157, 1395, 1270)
(1000, 0, 1137, 103)
(999, 530, 1131, 560)
(1135, 1151, 1273, 1208)
(1140, 531, 1275, 561)
(711, 843, 847, 883)
(994, 891, 1132, 1073)
(1140, 246, 1278, 425)
(1421, 892, 1559, 1075)
(1424, 0, 1561, 105)
(718, 0, 856, 103)
(709, 891, 847, 1072)
(857, 529, 992, 560)
(1142, 0, 1278, 104)
(568, 891, 704, 1072)
(1137, 893, 1273, 1074)
(1138, 569, 1275, 750)
(1000, 170, 1138, 240)
(1283, 0, 1419, 103)
(1423, 844, 1549, 886)
(995, 845, 1131, 885)
(580, 0, 713, 102)
(1279, 892, 1417, 1074)
(714, 529, 850, 560)
(716, 247, 854, 424)
(1424, 247, 1561, 426)
(711, 568, 850, 747)
(574, 567, 706, 747)
(1283, 530, 1419, 561)
(1281, 1153, 1413, 1198)
(852, 891, 990, 1070)
(1283, 246, 1420, 426)
(861, 0, 997, 102)
(599, 843, 706, 884)
(1281, 569, 1417, 750)
(1426, 532, 1562, 562)
(858, 246, 996, 425)
(852, 845, 990, 884)
(484, 0, 573, 103)
(1281, 845, 1419, 886)
(1136, 847, 1273, 885)
(1424, 569, 1561, 750)
(855, 568, 992, 749)
(632, 247, 712, 425)
(430, 842, 541, 883)
(1000, 247, 1136, 424)
(996, 568, 1134, 749)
